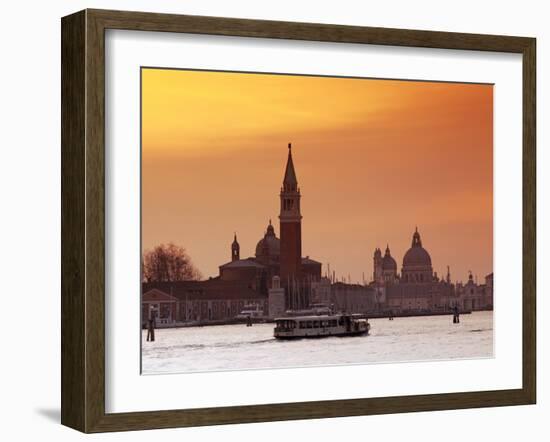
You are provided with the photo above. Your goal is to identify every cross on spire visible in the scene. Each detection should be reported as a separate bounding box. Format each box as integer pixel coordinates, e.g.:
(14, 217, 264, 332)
(283, 143, 298, 191)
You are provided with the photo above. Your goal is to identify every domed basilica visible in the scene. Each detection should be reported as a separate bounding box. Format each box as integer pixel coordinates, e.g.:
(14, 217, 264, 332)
(374, 227, 436, 285)
(371, 227, 464, 312)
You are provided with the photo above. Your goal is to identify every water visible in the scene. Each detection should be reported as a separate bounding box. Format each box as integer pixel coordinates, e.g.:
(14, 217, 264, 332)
(142, 311, 493, 374)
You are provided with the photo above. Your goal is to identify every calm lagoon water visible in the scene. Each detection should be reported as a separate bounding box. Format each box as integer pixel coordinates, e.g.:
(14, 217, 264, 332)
(142, 311, 493, 374)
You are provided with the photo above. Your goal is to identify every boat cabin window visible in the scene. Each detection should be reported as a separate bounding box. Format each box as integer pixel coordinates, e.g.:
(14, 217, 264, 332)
(295, 319, 345, 329)
(276, 320, 296, 329)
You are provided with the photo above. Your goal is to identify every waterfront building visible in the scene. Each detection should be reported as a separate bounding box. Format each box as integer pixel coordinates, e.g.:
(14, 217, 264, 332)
(456, 272, 494, 311)
(142, 280, 267, 326)
(310, 278, 376, 314)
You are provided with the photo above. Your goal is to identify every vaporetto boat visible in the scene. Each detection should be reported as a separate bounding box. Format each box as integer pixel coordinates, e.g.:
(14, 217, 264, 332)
(274, 313, 370, 339)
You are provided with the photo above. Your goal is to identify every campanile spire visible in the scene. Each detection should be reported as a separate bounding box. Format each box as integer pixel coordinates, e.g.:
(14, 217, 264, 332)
(283, 143, 298, 192)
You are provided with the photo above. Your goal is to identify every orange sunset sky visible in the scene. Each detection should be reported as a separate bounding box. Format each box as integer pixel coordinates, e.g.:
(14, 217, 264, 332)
(142, 68, 493, 284)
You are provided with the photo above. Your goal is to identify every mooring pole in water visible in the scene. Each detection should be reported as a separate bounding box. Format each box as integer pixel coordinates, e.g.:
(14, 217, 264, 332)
(147, 318, 155, 341)
(147, 305, 156, 341)
(452, 306, 460, 324)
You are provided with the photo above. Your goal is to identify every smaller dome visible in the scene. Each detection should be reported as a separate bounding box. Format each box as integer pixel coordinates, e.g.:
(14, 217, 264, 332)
(255, 221, 280, 258)
(382, 254, 397, 270)
(382, 245, 397, 270)
(256, 237, 280, 257)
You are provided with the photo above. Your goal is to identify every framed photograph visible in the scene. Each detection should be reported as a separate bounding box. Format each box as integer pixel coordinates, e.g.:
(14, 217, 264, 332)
(61, 9, 536, 433)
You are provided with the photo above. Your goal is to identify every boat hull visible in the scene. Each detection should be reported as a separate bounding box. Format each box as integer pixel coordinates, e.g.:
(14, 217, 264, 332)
(274, 330, 369, 340)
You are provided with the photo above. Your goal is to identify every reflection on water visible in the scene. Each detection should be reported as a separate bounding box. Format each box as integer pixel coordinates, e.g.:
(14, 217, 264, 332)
(142, 311, 493, 374)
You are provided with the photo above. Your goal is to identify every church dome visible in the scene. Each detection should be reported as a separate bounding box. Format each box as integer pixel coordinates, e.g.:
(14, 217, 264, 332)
(382, 245, 397, 270)
(255, 221, 280, 258)
(402, 228, 432, 268)
(382, 254, 397, 270)
(403, 247, 432, 267)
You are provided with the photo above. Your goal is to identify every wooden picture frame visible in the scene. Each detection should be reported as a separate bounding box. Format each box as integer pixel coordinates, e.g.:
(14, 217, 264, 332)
(61, 8, 536, 433)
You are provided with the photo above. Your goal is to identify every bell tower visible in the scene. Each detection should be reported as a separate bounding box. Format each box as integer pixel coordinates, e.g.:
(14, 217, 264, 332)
(279, 143, 302, 282)
(231, 233, 240, 262)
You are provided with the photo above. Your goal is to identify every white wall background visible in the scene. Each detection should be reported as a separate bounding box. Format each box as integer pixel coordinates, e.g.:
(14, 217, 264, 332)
(0, 0, 546, 440)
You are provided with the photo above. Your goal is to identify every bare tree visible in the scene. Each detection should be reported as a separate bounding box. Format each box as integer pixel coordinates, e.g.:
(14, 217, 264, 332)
(142, 243, 202, 282)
